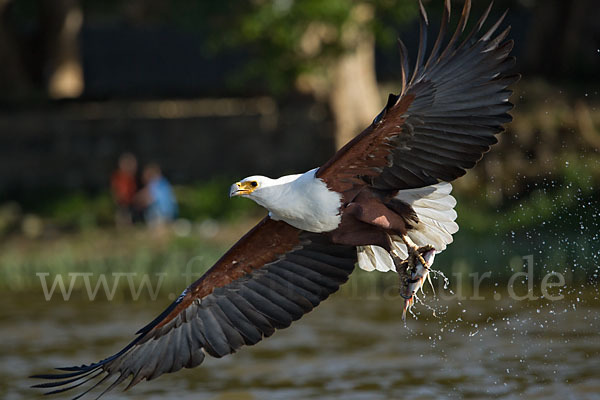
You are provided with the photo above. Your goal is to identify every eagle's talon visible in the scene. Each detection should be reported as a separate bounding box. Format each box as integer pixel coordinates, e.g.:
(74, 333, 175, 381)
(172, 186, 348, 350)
(399, 234, 434, 268)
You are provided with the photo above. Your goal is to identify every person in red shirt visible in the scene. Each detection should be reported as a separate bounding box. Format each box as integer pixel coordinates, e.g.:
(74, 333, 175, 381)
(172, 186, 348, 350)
(111, 153, 138, 226)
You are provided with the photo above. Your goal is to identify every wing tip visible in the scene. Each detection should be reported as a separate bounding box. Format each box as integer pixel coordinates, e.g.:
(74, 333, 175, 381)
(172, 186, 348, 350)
(418, 0, 429, 25)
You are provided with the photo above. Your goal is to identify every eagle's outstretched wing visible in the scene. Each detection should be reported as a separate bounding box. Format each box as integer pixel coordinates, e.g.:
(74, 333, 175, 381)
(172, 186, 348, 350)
(317, 0, 518, 197)
(32, 217, 357, 398)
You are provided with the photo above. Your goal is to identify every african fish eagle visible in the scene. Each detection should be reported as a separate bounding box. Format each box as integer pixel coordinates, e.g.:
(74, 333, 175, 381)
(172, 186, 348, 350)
(33, 0, 518, 397)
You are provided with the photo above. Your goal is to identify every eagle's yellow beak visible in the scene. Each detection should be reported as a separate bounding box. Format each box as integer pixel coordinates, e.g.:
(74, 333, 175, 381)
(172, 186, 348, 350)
(229, 181, 257, 197)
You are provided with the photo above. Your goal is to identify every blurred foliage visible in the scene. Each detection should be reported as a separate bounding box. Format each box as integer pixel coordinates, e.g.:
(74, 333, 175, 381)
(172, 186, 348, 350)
(0, 226, 230, 294)
(3, 0, 599, 100)
(164, 0, 418, 93)
(447, 79, 600, 203)
(39, 192, 114, 231)
(1, 78, 598, 240)
(175, 179, 260, 221)
(0, 178, 260, 237)
(73, 0, 418, 94)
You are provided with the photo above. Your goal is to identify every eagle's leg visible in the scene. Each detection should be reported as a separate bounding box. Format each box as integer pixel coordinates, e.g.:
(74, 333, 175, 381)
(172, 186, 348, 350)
(398, 233, 429, 268)
(329, 214, 392, 250)
(344, 191, 431, 267)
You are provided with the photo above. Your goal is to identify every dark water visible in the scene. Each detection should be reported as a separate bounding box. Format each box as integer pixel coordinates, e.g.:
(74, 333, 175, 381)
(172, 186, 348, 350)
(1, 288, 599, 400)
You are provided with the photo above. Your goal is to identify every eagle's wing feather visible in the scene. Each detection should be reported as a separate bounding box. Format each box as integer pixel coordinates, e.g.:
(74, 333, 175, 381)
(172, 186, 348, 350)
(32, 217, 357, 398)
(316, 0, 518, 195)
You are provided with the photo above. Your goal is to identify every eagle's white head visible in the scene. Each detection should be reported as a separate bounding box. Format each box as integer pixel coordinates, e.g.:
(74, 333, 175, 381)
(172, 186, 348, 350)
(228, 169, 343, 233)
(229, 174, 297, 210)
(230, 175, 272, 199)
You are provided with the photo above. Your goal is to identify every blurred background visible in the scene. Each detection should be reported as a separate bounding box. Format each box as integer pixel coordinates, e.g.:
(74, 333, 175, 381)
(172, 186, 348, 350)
(0, 0, 599, 399)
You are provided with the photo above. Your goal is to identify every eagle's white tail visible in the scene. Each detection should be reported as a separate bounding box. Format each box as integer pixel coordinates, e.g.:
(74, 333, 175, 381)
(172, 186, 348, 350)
(357, 182, 459, 272)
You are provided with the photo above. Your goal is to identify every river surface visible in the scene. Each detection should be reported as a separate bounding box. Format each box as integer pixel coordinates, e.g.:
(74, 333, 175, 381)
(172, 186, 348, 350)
(1, 288, 599, 400)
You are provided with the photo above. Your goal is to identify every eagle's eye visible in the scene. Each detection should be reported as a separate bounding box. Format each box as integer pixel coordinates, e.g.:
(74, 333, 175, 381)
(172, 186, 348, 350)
(250, 181, 258, 188)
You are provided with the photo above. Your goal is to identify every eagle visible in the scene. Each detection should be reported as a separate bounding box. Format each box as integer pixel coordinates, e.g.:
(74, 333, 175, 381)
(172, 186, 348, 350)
(33, 0, 518, 398)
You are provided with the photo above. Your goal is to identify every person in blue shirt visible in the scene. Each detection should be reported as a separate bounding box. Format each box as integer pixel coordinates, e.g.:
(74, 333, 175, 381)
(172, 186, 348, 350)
(139, 163, 178, 226)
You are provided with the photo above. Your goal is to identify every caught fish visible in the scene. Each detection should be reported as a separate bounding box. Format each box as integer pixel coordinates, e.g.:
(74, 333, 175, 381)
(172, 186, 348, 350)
(394, 245, 436, 320)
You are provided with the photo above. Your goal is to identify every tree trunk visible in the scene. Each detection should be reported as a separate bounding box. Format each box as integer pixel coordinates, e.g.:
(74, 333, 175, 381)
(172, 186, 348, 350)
(42, 0, 84, 99)
(329, 32, 381, 149)
(293, 3, 382, 150)
(329, 3, 381, 149)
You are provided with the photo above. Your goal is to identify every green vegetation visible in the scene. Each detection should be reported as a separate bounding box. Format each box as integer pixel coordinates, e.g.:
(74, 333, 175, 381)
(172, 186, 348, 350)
(0, 179, 261, 236)
(0, 224, 233, 295)
(167, 0, 418, 93)
(176, 178, 261, 222)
